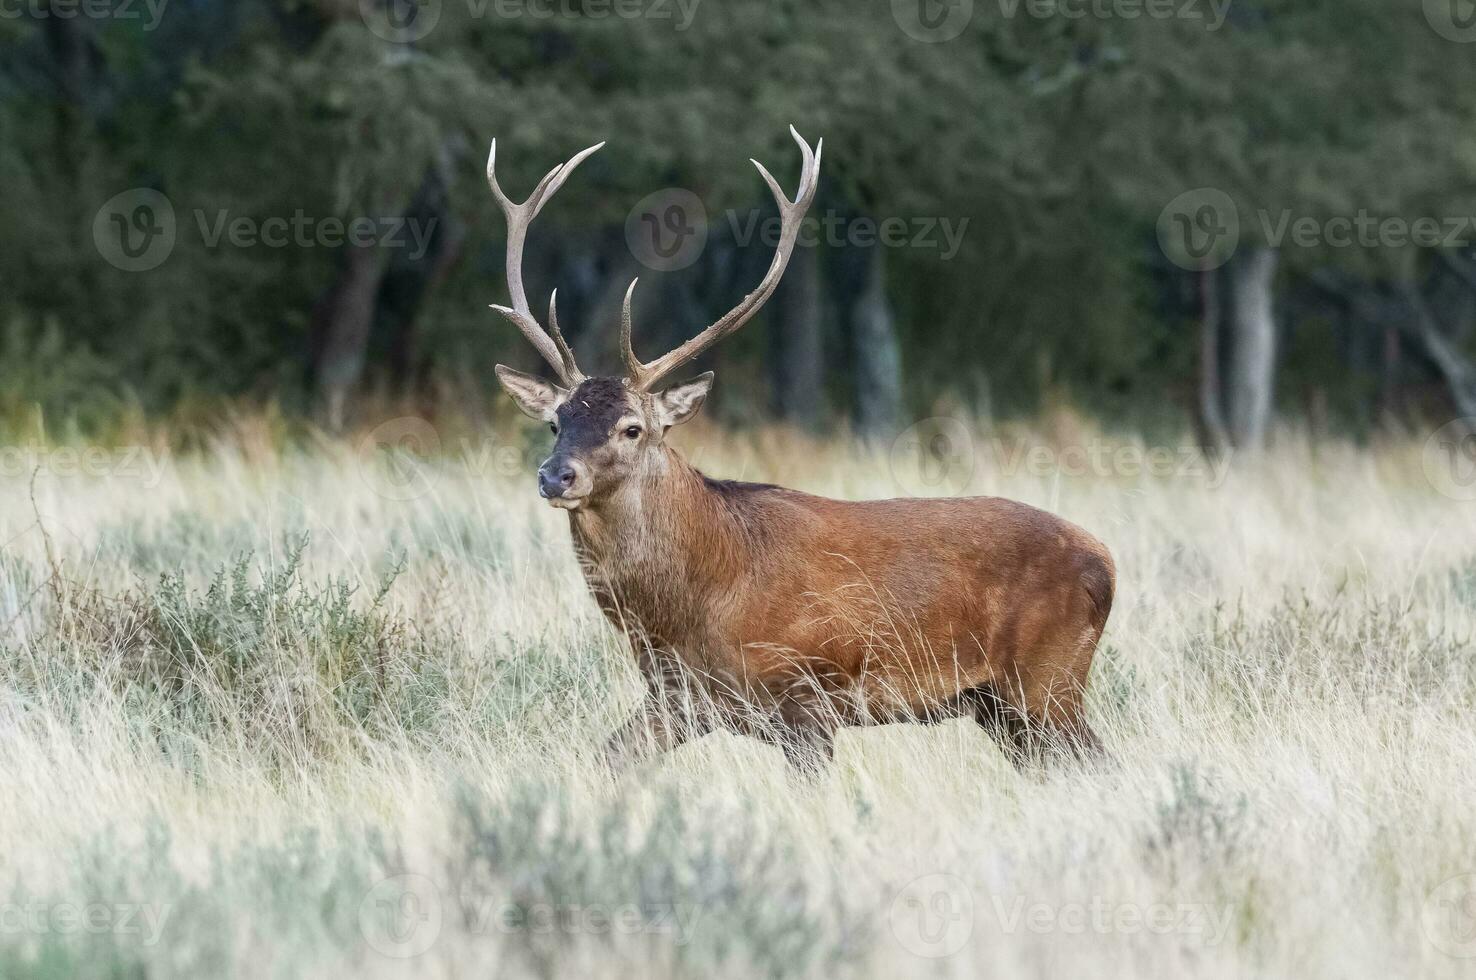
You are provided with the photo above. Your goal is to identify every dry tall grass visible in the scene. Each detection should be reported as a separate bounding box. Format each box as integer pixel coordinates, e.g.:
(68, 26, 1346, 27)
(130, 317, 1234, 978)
(1, 416, 1474, 978)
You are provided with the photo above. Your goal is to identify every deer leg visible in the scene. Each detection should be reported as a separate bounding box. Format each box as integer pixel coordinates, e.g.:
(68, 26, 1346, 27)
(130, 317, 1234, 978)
(964, 677, 1100, 769)
(962, 683, 1038, 769)
(601, 694, 712, 773)
(750, 673, 842, 778)
(602, 651, 714, 773)
(1012, 631, 1105, 764)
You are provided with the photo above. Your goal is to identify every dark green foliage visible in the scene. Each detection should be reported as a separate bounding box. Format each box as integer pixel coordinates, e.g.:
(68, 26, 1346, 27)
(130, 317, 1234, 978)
(4, 1, 1474, 431)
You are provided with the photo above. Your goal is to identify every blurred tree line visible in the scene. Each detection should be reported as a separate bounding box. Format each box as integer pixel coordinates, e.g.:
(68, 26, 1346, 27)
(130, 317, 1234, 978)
(3, 0, 1476, 444)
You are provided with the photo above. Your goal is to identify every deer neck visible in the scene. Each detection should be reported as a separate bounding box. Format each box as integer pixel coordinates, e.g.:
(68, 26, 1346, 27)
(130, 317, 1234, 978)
(566, 447, 744, 637)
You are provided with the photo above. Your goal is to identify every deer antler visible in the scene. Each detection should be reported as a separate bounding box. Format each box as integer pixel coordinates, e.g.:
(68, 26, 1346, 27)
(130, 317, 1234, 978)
(487, 138, 605, 388)
(621, 126, 822, 392)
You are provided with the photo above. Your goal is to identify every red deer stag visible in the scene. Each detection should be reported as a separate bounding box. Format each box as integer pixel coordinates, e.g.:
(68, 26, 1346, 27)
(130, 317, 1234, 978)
(487, 128, 1115, 772)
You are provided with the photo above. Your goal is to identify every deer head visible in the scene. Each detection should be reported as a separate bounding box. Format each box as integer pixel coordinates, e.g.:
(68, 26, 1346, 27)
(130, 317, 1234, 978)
(490, 128, 822, 509)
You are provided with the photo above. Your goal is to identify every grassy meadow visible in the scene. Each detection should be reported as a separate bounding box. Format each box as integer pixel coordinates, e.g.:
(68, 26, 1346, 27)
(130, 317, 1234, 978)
(1, 411, 1474, 978)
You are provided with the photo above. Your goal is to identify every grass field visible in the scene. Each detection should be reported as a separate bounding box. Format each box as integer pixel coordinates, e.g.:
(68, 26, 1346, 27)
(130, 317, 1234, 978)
(1, 413, 1474, 978)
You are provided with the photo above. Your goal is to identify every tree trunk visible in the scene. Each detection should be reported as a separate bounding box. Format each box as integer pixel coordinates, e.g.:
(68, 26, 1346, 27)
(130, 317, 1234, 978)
(1377, 322, 1401, 424)
(1196, 266, 1230, 451)
(310, 242, 388, 430)
(1400, 282, 1476, 419)
(382, 141, 466, 395)
(584, 241, 643, 376)
(1309, 267, 1476, 423)
(769, 246, 825, 430)
(1225, 247, 1278, 449)
(384, 218, 462, 394)
(850, 246, 903, 440)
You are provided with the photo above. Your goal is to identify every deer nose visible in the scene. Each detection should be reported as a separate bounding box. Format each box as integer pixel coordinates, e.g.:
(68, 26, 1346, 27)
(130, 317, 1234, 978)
(537, 458, 579, 498)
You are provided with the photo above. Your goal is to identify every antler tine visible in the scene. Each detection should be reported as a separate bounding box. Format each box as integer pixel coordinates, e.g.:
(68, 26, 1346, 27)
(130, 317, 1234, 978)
(532, 142, 604, 218)
(486, 138, 605, 387)
(619, 279, 644, 379)
(546, 289, 582, 383)
(626, 127, 823, 391)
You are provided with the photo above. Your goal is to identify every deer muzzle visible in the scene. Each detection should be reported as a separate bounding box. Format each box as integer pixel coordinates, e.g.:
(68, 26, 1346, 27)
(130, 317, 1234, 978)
(537, 454, 590, 507)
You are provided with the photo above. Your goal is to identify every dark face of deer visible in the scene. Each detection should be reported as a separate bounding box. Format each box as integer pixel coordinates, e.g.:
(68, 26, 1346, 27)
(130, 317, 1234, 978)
(495, 369, 713, 509)
(485, 129, 818, 507)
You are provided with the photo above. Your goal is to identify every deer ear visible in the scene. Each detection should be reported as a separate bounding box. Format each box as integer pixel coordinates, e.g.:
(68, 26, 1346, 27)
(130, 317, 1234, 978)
(495, 365, 567, 422)
(655, 372, 714, 429)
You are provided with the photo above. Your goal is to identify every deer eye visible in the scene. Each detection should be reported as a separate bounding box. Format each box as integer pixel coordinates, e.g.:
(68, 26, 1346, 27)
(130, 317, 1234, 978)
(623, 426, 643, 440)
(549, 422, 558, 434)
